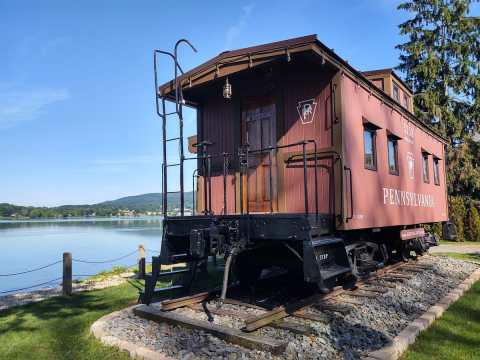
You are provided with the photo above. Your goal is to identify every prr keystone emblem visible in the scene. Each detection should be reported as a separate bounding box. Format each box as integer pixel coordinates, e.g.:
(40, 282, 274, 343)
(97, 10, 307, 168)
(297, 99, 317, 124)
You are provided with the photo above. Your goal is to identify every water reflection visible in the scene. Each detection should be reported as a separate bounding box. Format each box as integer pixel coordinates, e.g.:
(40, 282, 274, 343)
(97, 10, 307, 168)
(0, 217, 163, 294)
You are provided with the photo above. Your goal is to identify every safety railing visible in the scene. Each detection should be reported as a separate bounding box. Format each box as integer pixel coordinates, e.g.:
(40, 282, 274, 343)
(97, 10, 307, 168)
(183, 140, 325, 219)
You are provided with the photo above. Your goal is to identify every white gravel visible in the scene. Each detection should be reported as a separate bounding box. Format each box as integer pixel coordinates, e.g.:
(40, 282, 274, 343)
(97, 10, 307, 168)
(100, 255, 478, 360)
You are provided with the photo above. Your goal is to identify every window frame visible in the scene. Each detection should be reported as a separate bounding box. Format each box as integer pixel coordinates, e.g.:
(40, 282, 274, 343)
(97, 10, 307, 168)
(422, 152, 430, 183)
(387, 136, 399, 176)
(363, 125, 377, 171)
(433, 157, 441, 186)
(403, 93, 409, 109)
(392, 82, 400, 102)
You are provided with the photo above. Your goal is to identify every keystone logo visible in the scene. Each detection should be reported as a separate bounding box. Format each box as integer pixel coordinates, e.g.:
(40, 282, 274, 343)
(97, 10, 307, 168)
(297, 99, 317, 125)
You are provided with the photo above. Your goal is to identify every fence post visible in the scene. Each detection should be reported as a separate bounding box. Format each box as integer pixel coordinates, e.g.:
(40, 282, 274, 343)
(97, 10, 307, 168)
(138, 245, 146, 279)
(63, 252, 72, 296)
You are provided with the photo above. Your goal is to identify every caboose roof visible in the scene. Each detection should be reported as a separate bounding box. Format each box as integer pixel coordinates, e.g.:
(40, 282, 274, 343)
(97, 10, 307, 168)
(158, 34, 447, 144)
(362, 68, 413, 94)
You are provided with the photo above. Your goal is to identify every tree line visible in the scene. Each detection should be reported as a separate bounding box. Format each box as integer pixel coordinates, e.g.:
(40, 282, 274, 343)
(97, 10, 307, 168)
(397, 0, 480, 241)
(0, 203, 133, 219)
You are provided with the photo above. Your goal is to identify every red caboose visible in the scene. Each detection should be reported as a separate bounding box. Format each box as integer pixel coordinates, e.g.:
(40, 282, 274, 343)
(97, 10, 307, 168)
(142, 35, 448, 304)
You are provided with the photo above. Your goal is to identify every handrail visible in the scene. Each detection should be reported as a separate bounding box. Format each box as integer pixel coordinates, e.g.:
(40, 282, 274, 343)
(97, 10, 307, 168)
(344, 166, 354, 222)
(239, 140, 318, 218)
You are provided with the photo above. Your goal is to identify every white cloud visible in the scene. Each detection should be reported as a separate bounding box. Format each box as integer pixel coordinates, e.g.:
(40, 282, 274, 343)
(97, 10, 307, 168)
(225, 3, 255, 50)
(0, 85, 69, 129)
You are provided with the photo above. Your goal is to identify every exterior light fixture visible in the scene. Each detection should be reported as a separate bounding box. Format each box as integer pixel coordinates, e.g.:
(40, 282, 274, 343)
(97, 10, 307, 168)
(223, 77, 232, 99)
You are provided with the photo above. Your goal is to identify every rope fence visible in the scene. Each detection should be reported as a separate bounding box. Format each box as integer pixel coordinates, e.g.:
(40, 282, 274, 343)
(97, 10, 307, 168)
(0, 277, 63, 295)
(72, 249, 138, 264)
(0, 244, 158, 295)
(0, 260, 62, 277)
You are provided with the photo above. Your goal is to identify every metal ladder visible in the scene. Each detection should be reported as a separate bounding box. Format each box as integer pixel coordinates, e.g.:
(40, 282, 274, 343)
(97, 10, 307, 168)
(154, 39, 197, 217)
(141, 40, 198, 304)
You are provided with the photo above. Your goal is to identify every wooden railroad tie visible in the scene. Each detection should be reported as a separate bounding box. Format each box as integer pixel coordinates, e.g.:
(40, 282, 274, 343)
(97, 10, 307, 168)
(358, 287, 388, 294)
(337, 297, 363, 306)
(134, 305, 286, 354)
(160, 292, 210, 311)
(312, 302, 353, 315)
(188, 301, 317, 336)
(346, 290, 378, 298)
(243, 287, 344, 332)
(364, 280, 396, 289)
(400, 267, 425, 273)
(380, 276, 406, 283)
(292, 309, 330, 323)
(387, 272, 412, 279)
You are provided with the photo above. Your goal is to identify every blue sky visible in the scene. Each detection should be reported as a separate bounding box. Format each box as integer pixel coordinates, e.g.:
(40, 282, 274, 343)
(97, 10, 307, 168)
(0, 0, 472, 206)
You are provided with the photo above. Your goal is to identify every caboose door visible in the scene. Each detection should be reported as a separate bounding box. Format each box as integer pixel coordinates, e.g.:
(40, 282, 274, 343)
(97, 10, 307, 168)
(241, 97, 277, 213)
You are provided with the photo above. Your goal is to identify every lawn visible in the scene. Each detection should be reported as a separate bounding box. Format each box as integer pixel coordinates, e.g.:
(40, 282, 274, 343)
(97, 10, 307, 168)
(0, 283, 139, 360)
(0, 259, 478, 360)
(439, 240, 480, 246)
(432, 252, 480, 264)
(0, 262, 222, 360)
(401, 279, 480, 360)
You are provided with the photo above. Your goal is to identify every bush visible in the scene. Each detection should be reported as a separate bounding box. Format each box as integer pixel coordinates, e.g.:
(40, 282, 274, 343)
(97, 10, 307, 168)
(465, 200, 480, 242)
(429, 222, 443, 238)
(449, 196, 467, 242)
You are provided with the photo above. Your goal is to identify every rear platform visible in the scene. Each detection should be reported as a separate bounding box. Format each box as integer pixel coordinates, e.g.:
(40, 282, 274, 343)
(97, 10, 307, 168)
(141, 214, 352, 304)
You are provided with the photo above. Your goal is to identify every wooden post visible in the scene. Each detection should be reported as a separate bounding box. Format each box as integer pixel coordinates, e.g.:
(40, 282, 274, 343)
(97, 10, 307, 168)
(63, 252, 72, 296)
(138, 244, 146, 279)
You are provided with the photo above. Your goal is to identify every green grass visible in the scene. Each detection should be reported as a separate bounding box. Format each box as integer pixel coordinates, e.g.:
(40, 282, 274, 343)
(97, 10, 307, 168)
(432, 252, 480, 264)
(439, 240, 480, 245)
(0, 260, 224, 360)
(401, 280, 480, 360)
(0, 283, 139, 360)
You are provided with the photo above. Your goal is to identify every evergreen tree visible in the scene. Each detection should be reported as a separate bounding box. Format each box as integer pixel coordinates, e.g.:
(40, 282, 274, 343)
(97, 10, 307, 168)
(465, 200, 480, 241)
(397, 0, 480, 144)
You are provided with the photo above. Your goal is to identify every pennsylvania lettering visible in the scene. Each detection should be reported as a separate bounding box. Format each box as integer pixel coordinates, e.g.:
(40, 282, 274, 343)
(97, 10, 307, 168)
(382, 187, 434, 208)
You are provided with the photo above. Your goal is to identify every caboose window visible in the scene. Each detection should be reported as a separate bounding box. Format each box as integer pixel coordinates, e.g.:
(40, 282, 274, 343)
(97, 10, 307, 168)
(393, 83, 400, 102)
(364, 127, 377, 170)
(422, 152, 430, 183)
(387, 137, 399, 175)
(433, 157, 440, 185)
(403, 94, 409, 109)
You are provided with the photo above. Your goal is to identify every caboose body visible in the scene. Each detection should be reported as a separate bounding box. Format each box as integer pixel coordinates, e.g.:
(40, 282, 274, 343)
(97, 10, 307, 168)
(142, 35, 448, 303)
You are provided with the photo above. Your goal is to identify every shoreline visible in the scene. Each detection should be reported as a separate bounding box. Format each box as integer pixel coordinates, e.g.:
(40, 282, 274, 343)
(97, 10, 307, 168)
(0, 215, 163, 223)
(0, 269, 136, 311)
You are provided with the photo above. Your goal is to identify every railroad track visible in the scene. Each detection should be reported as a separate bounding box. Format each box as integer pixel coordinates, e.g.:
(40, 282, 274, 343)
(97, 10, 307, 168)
(134, 259, 433, 354)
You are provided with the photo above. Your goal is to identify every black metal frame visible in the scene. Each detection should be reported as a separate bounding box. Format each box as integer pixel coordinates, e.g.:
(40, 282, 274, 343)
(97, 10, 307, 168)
(154, 39, 197, 217)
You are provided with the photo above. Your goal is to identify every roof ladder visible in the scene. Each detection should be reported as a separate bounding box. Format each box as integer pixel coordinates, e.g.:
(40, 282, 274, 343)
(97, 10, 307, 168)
(154, 40, 197, 217)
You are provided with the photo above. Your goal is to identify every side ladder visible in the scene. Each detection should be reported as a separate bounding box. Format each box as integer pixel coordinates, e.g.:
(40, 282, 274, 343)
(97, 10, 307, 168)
(142, 40, 197, 304)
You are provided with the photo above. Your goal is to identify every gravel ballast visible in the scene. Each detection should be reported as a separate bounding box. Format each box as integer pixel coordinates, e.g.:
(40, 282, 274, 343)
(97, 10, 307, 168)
(96, 255, 478, 360)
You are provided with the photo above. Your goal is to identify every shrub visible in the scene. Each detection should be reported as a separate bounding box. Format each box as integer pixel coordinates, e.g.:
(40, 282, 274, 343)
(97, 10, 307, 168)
(449, 196, 467, 242)
(429, 222, 443, 238)
(465, 200, 480, 242)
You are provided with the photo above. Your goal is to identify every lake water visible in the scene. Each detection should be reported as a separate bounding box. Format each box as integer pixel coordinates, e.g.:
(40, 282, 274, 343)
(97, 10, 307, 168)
(0, 217, 162, 295)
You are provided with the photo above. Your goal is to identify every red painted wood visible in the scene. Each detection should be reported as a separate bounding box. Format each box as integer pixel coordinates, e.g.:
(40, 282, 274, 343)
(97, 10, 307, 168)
(341, 74, 448, 230)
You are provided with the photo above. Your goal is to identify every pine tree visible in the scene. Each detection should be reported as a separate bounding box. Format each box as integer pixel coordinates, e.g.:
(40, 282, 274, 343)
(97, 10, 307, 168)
(465, 200, 480, 241)
(396, 0, 480, 145)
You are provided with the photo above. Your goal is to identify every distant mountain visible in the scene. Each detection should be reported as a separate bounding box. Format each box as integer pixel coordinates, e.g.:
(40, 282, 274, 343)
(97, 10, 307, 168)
(98, 192, 194, 212)
(0, 192, 194, 219)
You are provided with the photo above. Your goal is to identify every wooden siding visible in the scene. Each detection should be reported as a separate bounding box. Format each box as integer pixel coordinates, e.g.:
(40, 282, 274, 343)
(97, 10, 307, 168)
(340, 74, 448, 230)
(281, 65, 334, 214)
